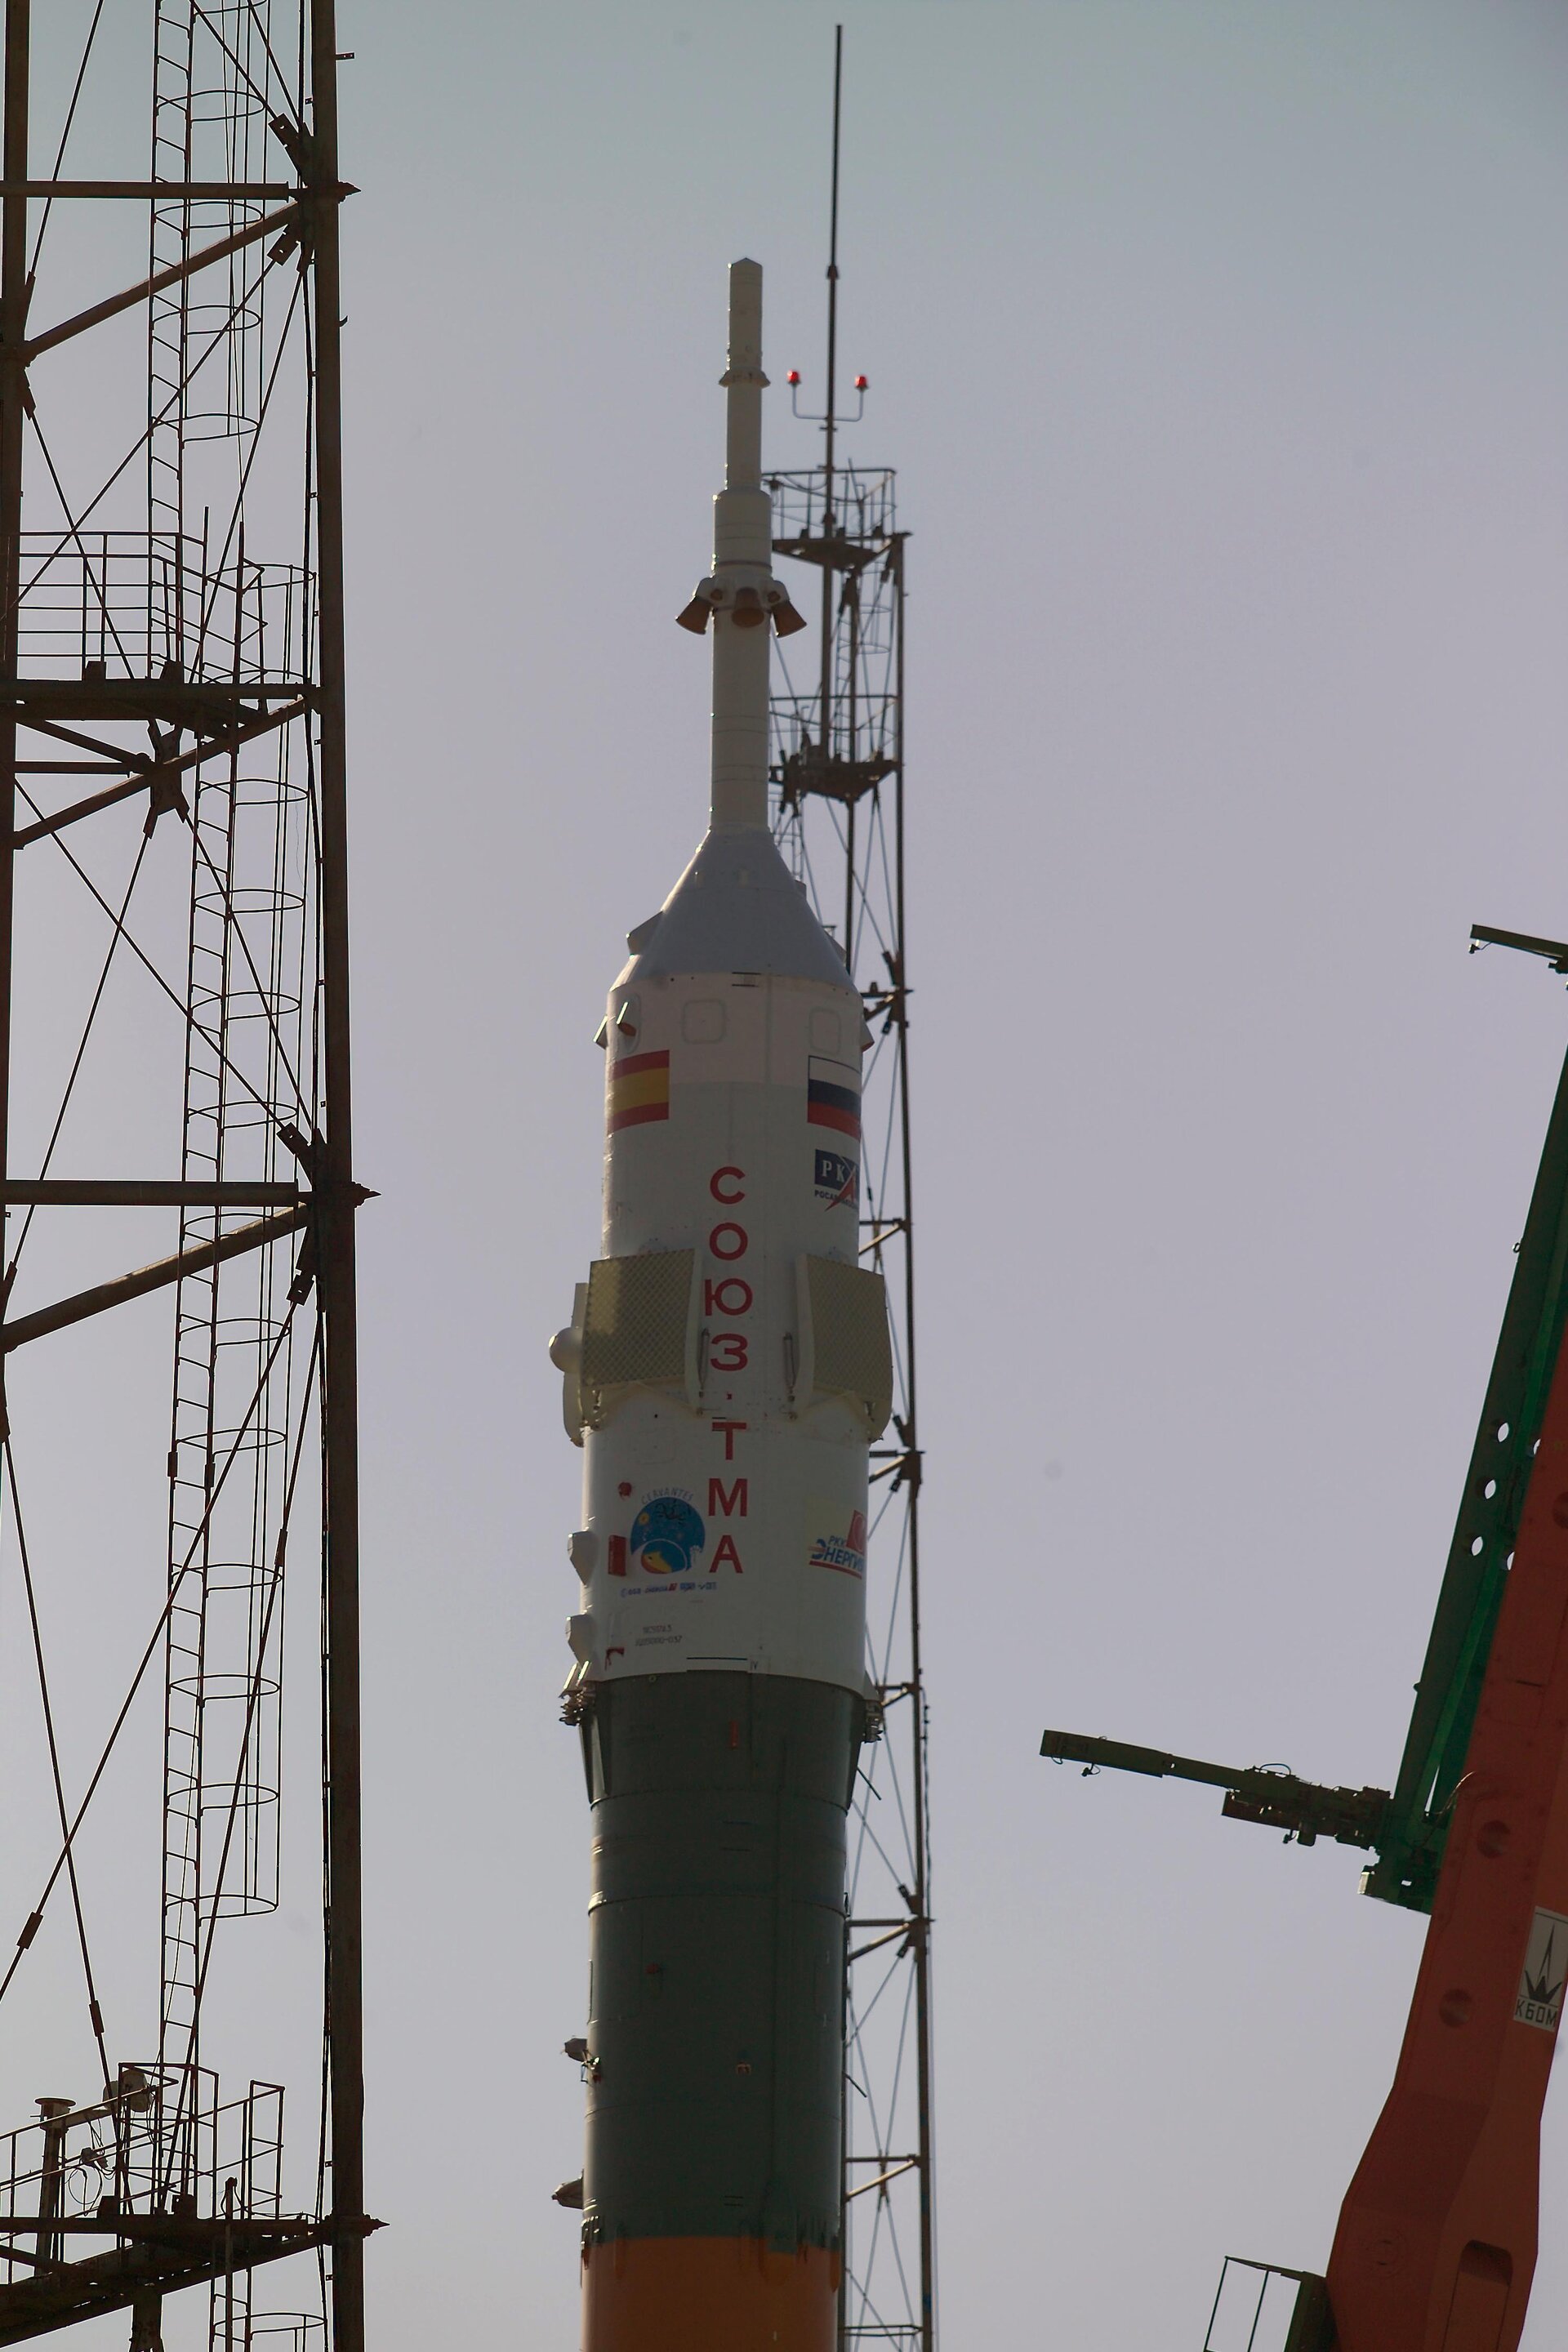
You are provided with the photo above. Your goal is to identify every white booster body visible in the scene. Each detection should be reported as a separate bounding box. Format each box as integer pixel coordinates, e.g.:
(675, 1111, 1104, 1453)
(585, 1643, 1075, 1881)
(555, 261, 890, 1705)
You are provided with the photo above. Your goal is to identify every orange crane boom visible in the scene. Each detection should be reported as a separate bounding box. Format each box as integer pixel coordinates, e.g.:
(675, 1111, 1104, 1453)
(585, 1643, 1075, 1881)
(1325, 1380, 1568, 2350)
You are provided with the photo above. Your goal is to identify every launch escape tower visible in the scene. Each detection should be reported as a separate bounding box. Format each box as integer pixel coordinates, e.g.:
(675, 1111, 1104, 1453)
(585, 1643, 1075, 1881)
(769, 46, 935, 2349)
(0, 7, 364, 2350)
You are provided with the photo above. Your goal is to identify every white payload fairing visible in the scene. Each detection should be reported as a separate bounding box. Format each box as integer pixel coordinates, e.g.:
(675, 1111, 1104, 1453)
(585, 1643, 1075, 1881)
(550, 261, 893, 2351)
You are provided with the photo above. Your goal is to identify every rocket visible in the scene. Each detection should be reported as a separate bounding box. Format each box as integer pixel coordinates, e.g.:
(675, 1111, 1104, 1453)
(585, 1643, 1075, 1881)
(550, 260, 893, 2351)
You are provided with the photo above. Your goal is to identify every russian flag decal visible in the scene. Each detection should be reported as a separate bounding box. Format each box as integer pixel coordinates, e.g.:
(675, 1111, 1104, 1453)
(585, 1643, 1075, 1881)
(807, 1055, 860, 1139)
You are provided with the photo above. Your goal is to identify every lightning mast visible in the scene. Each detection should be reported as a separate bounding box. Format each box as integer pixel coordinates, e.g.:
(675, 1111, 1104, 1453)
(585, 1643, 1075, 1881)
(769, 32, 937, 2348)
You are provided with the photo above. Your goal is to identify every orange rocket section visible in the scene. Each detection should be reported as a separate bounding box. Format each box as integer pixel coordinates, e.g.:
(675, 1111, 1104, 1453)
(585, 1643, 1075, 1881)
(1325, 1343, 1568, 2350)
(583, 2240, 839, 2352)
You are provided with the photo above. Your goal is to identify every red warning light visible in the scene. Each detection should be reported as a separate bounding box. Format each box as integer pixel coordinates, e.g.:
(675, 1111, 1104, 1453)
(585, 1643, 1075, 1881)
(854, 375, 868, 390)
(786, 370, 801, 385)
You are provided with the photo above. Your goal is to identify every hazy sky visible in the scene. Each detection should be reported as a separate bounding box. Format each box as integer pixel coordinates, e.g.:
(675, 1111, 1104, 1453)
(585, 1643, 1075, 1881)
(6, 4, 1568, 2349)
(334, 4, 1568, 2346)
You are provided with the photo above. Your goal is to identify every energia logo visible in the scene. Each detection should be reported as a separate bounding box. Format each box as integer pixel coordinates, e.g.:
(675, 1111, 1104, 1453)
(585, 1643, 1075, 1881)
(808, 1506, 867, 1579)
(1516, 1907, 1568, 2033)
(630, 1494, 706, 1576)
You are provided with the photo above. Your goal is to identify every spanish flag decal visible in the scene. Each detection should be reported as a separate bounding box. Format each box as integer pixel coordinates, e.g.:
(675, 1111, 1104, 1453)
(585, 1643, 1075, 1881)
(807, 1055, 861, 1139)
(608, 1049, 670, 1133)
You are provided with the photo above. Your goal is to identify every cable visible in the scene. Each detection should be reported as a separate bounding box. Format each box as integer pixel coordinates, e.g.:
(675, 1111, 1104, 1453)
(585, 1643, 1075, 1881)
(2, 828, 151, 1301)
(15, 776, 286, 1132)
(28, 0, 110, 279)
(0, 1299, 300, 2012)
(3, 1437, 112, 2087)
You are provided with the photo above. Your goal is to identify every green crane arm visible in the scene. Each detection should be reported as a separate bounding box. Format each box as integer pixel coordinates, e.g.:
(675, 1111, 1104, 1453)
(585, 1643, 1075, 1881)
(1364, 941, 1568, 1909)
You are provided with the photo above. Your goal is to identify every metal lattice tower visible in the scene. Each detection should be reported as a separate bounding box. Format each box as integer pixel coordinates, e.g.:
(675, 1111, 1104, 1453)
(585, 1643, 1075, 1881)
(768, 49, 937, 2341)
(772, 458, 933, 2352)
(0, 5, 365, 2348)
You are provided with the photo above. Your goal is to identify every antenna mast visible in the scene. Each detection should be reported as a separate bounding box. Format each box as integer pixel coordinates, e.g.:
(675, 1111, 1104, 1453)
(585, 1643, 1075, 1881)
(772, 30, 938, 2347)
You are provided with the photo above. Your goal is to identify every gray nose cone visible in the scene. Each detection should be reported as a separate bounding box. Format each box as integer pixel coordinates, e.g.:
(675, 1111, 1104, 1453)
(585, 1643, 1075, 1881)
(621, 825, 853, 990)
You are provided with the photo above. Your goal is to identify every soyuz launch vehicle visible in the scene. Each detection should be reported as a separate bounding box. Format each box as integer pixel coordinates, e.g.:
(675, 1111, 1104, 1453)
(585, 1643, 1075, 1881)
(550, 261, 893, 2350)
